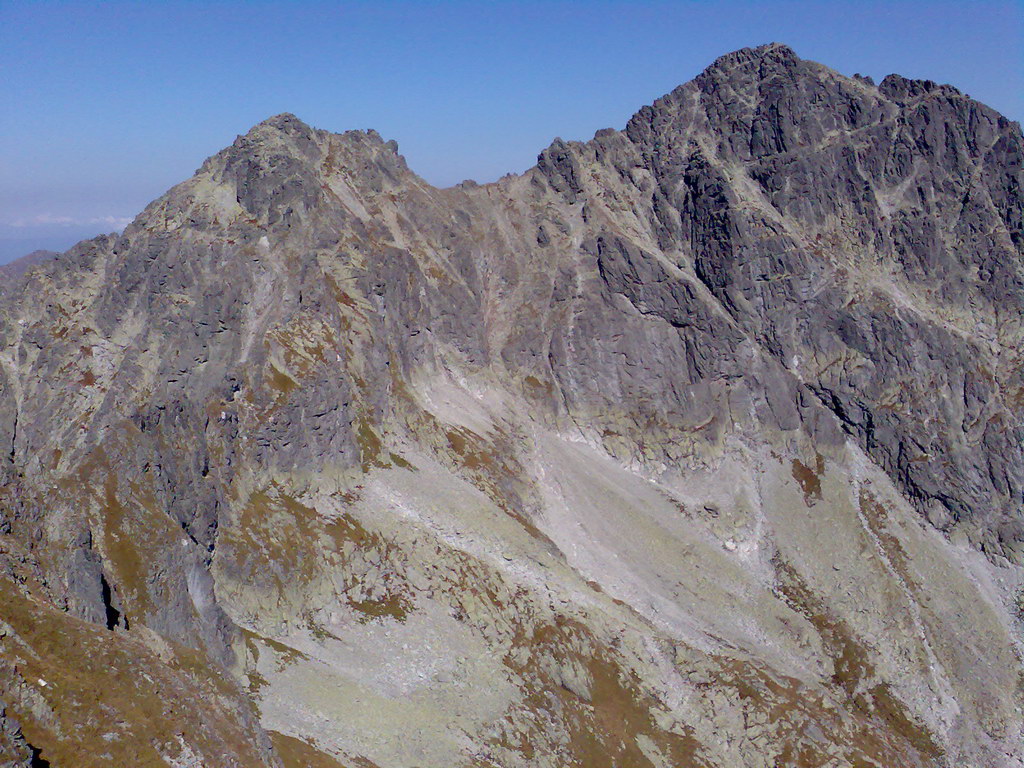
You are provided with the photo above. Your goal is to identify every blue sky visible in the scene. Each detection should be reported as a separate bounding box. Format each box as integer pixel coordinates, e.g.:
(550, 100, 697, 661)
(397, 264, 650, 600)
(2, 0, 1022, 262)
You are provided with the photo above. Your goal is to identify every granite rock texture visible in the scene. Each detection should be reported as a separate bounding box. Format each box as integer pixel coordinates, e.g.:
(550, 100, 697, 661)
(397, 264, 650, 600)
(0, 44, 1022, 767)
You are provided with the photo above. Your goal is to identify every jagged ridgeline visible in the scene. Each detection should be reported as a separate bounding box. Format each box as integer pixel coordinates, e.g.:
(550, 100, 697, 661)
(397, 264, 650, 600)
(1, 43, 1022, 768)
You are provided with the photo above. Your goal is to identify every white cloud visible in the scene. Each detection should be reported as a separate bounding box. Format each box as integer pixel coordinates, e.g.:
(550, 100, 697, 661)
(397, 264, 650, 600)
(5, 213, 133, 229)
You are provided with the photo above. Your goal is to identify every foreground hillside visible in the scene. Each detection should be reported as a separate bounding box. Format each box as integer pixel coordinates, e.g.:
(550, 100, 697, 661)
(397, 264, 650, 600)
(1, 44, 1022, 767)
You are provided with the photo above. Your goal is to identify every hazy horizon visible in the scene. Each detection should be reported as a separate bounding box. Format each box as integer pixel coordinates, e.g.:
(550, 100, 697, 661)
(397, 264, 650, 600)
(3, 0, 1022, 264)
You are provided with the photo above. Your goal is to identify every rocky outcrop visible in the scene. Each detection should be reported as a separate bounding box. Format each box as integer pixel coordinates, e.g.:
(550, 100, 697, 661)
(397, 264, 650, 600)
(0, 44, 1021, 767)
(0, 703, 35, 768)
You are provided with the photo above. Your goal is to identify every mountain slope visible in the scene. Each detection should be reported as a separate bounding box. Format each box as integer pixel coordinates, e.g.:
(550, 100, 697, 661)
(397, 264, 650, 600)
(0, 250, 58, 287)
(0, 44, 1022, 767)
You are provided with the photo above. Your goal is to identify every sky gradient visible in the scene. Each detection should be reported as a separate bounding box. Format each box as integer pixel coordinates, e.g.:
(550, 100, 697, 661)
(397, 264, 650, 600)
(2, 0, 1022, 262)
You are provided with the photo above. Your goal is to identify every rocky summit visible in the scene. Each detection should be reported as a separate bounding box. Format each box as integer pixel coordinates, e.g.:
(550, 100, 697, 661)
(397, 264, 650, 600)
(0, 43, 1022, 768)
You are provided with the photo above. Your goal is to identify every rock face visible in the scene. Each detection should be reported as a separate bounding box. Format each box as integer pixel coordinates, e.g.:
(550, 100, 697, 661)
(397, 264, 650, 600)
(0, 43, 1022, 767)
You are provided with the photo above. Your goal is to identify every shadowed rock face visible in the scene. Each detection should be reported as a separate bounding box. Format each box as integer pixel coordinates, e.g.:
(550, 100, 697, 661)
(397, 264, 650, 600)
(0, 44, 1021, 768)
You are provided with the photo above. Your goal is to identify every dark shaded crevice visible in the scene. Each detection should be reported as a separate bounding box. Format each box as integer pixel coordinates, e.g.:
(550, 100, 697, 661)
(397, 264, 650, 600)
(30, 746, 51, 768)
(99, 572, 125, 631)
(8, 411, 16, 465)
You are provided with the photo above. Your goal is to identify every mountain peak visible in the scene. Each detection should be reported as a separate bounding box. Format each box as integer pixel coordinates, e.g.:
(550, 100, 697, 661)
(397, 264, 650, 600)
(877, 72, 965, 102)
(234, 112, 319, 150)
(248, 111, 313, 136)
(702, 41, 800, 76)
(259, 111, 302, 126)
